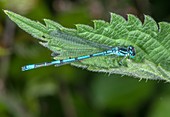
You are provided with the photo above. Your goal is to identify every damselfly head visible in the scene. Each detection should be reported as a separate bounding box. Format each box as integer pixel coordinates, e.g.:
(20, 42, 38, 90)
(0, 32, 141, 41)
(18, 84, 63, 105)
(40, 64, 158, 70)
(127, 45, 136, 58)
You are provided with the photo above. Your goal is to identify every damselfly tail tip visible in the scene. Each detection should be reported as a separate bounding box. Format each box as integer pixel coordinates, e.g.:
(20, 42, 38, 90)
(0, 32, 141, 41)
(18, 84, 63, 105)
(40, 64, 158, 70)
(21, 64, 35, 71)
(21, 66, 27, 71)
(22, 66, 29, 71)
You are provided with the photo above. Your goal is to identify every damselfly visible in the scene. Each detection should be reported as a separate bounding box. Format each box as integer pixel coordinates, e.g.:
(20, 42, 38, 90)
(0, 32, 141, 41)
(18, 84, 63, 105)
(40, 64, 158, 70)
(22, 30, 136, 71)
(22, 46, 135, 71)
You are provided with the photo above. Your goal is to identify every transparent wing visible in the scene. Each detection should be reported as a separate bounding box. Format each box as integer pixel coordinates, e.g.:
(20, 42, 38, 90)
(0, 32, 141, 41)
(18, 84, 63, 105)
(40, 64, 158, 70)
(42, 30, 111, 59)
(50, 30, 111, 50)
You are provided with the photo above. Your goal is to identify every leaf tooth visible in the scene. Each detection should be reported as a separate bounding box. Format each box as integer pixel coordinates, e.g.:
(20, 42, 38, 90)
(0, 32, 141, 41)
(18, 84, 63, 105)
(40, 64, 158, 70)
(44, 19, 63, 29)
(75, 24, 93, 33)
(93, 20, 108, 30)
(158, 22, 170, 33)
(143, 15, 158, 32)
(110, 12, 126, 24)
(44, 19, 77, 35)
(127, 14, 142, 30)
(142, 15, 158, 38)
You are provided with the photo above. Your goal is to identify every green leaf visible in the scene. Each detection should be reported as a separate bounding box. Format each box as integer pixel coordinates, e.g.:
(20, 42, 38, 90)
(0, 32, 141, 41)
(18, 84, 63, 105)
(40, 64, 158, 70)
(4, 10, 170, 82)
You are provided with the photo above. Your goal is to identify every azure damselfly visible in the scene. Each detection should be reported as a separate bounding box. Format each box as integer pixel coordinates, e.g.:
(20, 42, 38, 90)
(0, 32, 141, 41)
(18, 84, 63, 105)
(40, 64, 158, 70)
(22, 46, 135, 71)
(22, 30, 136, 71)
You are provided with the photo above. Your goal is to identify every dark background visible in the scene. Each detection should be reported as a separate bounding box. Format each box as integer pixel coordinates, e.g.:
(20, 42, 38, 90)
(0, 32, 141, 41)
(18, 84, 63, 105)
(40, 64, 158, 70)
(0, 0, 170, 117)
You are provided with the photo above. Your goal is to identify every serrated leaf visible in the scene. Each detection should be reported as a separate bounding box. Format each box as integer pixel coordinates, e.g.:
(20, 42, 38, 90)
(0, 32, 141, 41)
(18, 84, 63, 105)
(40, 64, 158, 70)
(4, 10, 170, 82)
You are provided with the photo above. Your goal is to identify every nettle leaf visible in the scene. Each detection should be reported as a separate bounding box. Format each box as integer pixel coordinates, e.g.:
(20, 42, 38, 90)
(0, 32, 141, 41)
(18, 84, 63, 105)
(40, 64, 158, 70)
(4, 10, 170, 82)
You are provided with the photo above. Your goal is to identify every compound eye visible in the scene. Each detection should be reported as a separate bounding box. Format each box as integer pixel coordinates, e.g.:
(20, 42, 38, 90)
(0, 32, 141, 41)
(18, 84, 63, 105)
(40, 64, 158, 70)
(128, 45, 136, 56)
(128, 45, 133, 51)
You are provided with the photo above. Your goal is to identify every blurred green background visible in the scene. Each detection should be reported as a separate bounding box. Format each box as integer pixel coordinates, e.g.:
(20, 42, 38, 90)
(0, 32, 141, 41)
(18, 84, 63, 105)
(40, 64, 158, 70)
(0, 0, 170, 117)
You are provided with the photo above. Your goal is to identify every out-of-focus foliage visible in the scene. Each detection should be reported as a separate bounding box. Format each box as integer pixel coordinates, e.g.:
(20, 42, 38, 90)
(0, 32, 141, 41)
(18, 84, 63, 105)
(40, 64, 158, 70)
(0, 0, 38, 14)
(0, 47, 8, 56)
(91, 75, 155, 110)
(0, 0, 170, 117)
